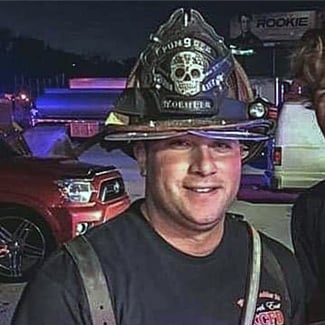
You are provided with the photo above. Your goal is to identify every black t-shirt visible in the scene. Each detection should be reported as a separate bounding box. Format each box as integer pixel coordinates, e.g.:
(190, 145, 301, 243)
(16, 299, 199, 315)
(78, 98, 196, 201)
(13, 200, 305, 325)
(292, 181, 325, 295)
(291, 180, 325, 321)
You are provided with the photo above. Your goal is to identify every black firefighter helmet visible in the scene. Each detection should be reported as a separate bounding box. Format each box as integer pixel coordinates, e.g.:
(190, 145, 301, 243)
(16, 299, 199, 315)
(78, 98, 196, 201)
(104, 8, 275, 163)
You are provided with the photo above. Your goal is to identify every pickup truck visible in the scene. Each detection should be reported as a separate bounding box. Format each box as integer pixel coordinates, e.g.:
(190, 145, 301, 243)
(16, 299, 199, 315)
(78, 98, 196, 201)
(0, 98, 130, 283)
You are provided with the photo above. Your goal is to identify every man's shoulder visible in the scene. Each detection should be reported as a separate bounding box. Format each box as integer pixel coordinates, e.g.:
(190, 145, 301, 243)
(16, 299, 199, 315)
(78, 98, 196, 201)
(81, 199, 146, 260)
(31, 203, 142, 291)
(305, 179, 325, 196)
(259, 232, 303, 289)
(227, 217, 297, 267)
(22, 245, 82, 299)
(20, 203, 142, 304)
(294, 180, 325, 207)
(260, 232, 294, 260)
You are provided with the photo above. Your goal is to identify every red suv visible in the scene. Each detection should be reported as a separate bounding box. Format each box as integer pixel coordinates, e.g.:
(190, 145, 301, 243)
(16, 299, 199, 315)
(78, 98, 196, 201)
(0, 131, 130, 282)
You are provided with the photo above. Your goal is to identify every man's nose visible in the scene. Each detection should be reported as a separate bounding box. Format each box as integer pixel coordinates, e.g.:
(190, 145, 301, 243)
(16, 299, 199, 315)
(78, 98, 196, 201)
(189, 146, 218, 176)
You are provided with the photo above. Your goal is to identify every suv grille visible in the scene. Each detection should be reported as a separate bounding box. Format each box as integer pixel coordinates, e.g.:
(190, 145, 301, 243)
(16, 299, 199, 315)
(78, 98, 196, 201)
(99, 177, 125, 203)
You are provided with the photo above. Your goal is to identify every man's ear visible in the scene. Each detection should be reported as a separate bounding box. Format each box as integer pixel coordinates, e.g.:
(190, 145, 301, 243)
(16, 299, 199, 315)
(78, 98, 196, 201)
(133, 142, 147, 177)
(240, 143, 248, 162)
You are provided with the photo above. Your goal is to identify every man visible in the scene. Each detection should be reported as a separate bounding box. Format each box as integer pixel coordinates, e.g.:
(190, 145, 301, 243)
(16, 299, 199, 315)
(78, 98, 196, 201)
(232, 12, 263, 49)
(13, 8, 305, 325)
(290, 28, 325, 324)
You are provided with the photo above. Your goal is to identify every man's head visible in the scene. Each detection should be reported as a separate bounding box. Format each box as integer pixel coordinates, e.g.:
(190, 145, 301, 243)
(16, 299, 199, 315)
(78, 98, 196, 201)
(133, 134, 242, 233)
(103, 8, 273, 232)
(238, 12, 253, 34)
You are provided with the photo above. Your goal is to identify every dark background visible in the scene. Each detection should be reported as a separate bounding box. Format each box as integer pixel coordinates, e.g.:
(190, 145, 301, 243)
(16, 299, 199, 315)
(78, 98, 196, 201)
(0, 1, 323, 59)
(0, 1, 323, 96)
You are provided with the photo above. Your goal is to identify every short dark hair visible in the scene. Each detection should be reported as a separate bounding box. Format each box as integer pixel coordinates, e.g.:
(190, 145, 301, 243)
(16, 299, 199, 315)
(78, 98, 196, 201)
(238, 12, 252, 23)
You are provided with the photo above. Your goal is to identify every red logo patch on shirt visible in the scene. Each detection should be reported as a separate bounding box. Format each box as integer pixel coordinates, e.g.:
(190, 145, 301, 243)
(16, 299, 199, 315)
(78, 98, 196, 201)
(237, 291, 285, 325)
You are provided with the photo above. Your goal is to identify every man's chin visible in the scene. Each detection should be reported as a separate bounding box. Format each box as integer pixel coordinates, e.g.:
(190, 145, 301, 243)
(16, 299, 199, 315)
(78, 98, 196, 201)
(185, 214, 225, 232)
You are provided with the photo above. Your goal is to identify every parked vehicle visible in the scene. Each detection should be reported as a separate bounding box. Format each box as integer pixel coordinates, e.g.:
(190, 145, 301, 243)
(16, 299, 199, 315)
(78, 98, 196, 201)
(271, 98, 325, 190)
(0, 129, 130, 283)
(228, 78, 322, 249)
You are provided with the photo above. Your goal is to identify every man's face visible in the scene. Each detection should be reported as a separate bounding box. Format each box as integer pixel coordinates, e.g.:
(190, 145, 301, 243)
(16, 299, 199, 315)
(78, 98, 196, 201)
(134, 134, 242, 233)
(240, 15, 251, 33)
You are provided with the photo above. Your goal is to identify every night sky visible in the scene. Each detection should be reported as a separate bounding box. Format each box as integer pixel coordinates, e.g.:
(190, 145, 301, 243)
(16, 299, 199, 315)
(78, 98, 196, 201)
(0, 1, 323, 60)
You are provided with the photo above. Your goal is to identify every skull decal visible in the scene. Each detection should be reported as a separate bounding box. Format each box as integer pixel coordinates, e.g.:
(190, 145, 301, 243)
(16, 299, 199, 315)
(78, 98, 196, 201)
(170, 51, 206, 96)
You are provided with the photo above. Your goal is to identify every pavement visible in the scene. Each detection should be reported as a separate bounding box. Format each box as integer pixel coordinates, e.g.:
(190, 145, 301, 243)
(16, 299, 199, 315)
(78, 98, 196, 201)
(0, 144, 294, 324)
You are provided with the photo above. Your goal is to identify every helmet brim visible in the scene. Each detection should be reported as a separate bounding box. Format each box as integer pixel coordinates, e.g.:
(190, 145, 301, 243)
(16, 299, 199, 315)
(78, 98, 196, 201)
(104, 119, 274, 142)
(101, 118, 274, 164)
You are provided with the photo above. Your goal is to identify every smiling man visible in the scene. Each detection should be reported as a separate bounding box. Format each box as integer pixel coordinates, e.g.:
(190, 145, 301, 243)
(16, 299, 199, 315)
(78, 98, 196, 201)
(134, 136, 242, 256)
(13, 8, 305, 325)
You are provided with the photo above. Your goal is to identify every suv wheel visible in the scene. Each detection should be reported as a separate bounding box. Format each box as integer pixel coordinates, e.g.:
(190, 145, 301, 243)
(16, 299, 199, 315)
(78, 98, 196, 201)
(0, 209, 56, 283)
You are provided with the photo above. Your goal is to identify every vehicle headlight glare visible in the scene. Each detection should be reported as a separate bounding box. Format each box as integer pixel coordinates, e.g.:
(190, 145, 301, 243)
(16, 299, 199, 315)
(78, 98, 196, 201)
(56, 179, 93, 203)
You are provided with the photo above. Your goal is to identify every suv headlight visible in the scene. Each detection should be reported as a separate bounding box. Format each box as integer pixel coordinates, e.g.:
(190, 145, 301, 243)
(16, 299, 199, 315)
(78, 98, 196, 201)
(55, 179, 94, 203)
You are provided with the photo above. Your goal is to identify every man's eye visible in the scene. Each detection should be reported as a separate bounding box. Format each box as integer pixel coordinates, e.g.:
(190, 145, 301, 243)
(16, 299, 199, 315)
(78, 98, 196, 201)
(169, 140, 191, 148)
(212, 142, 232, 150)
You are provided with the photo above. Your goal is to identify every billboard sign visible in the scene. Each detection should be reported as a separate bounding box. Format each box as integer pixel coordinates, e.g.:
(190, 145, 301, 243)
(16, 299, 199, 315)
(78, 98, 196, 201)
(230, 10, 317, 45)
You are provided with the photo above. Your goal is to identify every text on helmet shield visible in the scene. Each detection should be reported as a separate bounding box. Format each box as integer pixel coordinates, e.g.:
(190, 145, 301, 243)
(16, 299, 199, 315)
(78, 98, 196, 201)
(157, 37, 213, 56)
(162, 99, 212, 111)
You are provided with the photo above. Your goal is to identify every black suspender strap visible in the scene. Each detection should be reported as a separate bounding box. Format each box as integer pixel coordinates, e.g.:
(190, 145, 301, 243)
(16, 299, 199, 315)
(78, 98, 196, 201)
(240, 223, 262, 325)
(240, 222, 292, 325)
(63, 236, 117, 325)
(262, 240, 292, 323)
